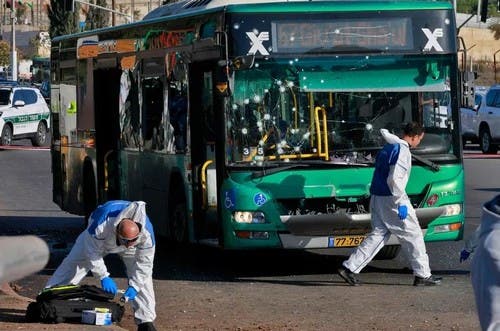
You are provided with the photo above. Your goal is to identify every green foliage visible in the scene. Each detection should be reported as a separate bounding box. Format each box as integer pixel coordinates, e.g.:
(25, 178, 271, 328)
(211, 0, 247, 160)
(47, 0, 79, 38)
(86, 0, 110, 30)
(0, 41, 10, 67)
(490, 23, 500, 39)
(457, 0, 500, 17)
(456, 0, 478, 13)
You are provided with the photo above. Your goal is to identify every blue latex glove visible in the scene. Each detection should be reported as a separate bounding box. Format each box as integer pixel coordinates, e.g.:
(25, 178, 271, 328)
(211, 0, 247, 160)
(101, 277, 117, 295)
(124, 286, 138, 301)
(397, 205, 408, 220)
(460, 249, 471, 263)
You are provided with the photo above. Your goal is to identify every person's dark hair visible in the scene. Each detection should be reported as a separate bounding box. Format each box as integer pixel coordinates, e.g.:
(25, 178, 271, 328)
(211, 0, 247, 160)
(403, 122, 424, 137)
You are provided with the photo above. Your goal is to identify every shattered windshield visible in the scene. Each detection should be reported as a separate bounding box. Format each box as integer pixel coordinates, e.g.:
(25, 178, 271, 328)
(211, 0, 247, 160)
(225, 55, 457, 166)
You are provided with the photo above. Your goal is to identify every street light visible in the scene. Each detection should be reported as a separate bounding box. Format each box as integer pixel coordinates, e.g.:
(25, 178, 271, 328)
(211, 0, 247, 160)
(10, 0, 16, 81)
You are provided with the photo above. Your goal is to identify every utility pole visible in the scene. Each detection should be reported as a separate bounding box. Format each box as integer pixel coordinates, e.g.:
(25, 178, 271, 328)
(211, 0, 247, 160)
(111, 0, 115, 26)
(11, 0, 17, 81)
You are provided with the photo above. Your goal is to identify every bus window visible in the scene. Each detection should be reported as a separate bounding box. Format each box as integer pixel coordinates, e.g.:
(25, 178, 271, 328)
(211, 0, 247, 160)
(119, 70, 141, 149)
(142, 77, 165, 151)
(169, 84, 187, 152)
(168, 57, 188, 153)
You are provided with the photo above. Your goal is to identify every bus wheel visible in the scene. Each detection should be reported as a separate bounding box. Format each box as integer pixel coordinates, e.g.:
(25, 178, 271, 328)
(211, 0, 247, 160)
(169, 197, 188, 244)
(31, 121, 48, 146)
(374, 245, 401, 260)
(83, 165, 97, 228)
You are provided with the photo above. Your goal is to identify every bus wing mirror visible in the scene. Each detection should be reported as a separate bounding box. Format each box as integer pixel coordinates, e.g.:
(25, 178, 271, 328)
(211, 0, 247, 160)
(232, 55, 254, 70)
(218, 55, 255, 71)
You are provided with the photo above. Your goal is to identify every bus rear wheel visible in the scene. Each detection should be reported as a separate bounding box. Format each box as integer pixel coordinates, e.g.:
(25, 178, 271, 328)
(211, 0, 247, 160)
(169, 198, 188, 244)
(82, 164, 97, 228)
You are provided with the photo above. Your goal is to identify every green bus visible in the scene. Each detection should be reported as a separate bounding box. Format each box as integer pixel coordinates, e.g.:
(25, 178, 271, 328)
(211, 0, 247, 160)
(51, 0, 465, 258)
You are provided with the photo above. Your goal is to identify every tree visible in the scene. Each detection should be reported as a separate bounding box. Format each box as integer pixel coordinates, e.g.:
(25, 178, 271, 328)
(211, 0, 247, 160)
(457, 0, 500, 17)
(47, 0, 79, 38)
(490, 23, 500, 40)
(456, 0, 500, 40)
(0, 41, 10, 67)
(86, 0, 110, 30)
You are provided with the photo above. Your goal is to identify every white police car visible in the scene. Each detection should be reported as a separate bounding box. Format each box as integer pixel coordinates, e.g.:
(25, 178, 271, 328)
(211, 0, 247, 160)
(0, 85, 50, 146)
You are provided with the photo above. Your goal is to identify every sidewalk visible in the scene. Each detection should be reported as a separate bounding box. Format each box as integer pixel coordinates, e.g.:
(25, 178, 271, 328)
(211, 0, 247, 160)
(0, 283, 127, 330)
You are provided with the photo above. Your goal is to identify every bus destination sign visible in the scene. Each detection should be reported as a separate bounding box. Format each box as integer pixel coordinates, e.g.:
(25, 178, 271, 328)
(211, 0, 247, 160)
(271, 18, 413, 53)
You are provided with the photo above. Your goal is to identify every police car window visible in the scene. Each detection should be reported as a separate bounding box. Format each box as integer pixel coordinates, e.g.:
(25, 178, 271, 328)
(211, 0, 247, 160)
(24, 90, 38, 105)
(13, 90, 25, 104)
(0, 90, 9, 105)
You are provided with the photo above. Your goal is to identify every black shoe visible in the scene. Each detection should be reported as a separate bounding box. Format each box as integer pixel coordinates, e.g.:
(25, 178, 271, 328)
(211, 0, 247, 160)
(138, 322, 157, 331)
(413, 275, 442, 286)
(337, 266, 361, 286)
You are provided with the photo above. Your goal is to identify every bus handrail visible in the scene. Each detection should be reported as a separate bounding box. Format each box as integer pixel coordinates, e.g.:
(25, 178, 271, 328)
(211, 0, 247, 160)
(103, 150, 114, 193)
(314, 106, 329, 160)
(201, 160, 214, 210)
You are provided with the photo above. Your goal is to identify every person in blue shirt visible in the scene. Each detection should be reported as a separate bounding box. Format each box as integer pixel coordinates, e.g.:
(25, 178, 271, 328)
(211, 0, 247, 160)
(46, 200, 157, 331)
(338, 122, 442, 286)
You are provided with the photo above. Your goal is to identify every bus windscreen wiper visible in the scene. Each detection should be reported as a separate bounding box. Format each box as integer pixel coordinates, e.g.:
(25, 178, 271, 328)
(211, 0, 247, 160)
(251, 164, 309, 179)
(411, 153, 440, 172)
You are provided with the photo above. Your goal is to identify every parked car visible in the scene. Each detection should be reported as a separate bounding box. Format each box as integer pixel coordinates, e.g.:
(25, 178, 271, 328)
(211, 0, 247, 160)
(460, 91, 485, 145)
(0, 85, 50, 146)
(460, 85, 500, 154)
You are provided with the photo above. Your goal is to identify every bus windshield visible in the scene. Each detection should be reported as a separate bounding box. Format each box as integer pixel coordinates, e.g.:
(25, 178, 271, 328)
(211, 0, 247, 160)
(226, 55, 456, 166)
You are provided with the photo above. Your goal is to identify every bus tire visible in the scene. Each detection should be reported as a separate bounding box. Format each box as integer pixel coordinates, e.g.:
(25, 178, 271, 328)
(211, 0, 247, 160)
(31, 121, 48, 147)
(374, 245, 400, 260)
(82, 163, 97, 228)
(169, 194, 188, 244)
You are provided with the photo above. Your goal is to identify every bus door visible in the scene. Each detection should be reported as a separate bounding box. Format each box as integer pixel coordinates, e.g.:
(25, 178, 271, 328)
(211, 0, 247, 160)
(189, 61, 220, 242)
(93, 66, 122, 202)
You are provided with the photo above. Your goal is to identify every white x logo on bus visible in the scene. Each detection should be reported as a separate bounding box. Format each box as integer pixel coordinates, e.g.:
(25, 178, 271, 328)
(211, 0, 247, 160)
(422, 28, 444, 52)
(246, 31, 270, 55)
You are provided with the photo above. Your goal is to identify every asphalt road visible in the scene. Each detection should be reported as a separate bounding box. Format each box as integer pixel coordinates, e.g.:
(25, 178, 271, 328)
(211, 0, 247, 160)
(0, 144, 498, 330)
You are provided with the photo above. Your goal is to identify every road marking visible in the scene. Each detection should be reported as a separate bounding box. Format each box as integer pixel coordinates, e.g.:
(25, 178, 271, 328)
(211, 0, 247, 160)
(0, 145, 49, 151)
(463, 153, 500, 159)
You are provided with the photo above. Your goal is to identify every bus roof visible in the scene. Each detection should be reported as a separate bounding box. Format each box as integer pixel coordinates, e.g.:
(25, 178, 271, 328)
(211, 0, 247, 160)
(53, 0, 453, 42)
(144, 0, 453, 19)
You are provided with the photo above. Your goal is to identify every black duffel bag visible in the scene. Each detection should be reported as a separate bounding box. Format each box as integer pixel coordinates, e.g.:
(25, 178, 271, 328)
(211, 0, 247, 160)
(26, 284, 125, 324)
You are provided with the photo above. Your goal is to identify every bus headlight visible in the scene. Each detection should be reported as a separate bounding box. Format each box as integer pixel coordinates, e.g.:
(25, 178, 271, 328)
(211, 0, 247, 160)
(443, 204, 461, 216)
(233, 211, 266, 223)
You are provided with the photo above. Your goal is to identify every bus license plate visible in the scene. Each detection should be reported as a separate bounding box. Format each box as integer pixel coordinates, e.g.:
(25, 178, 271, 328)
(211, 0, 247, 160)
(329, 235, 366, 247)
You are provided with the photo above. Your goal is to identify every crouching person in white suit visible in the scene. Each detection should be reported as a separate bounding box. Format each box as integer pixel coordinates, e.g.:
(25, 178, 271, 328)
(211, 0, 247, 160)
(46, 200, 157, 331)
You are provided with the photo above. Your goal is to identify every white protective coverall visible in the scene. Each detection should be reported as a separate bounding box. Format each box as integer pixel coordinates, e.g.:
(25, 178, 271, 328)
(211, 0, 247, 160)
(46, 200, 156, 324)
(471, 195, 500, 331)
(343, 129, 431, 278)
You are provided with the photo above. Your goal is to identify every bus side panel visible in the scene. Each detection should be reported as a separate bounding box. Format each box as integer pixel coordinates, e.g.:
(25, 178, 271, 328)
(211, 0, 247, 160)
(140, 151, 171, 237)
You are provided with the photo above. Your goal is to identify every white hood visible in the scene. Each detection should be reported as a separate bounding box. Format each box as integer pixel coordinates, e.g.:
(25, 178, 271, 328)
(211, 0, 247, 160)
(113, 201, 147, 228)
